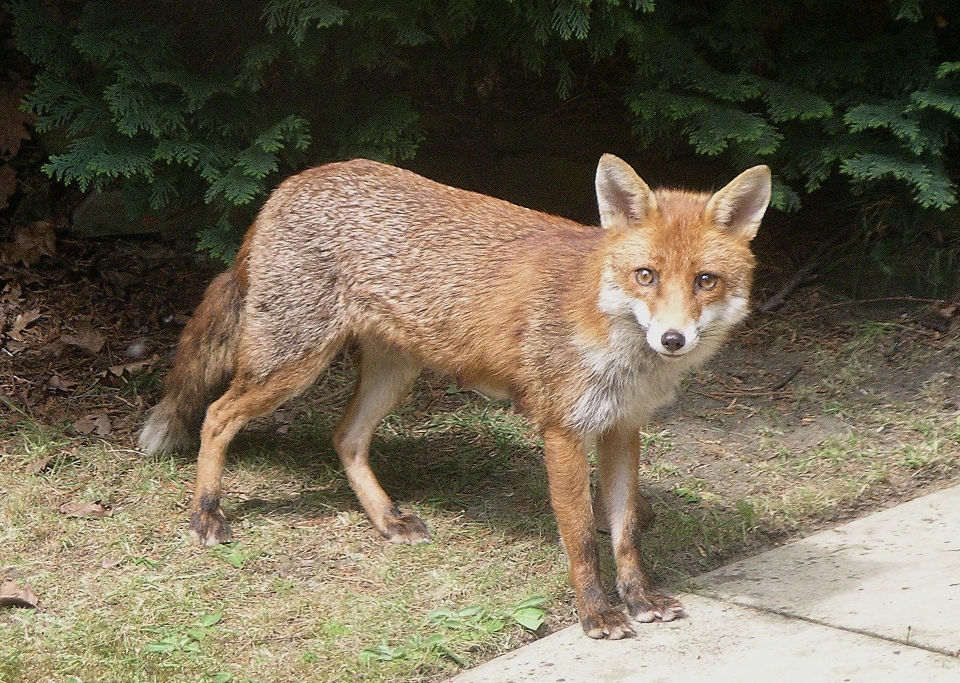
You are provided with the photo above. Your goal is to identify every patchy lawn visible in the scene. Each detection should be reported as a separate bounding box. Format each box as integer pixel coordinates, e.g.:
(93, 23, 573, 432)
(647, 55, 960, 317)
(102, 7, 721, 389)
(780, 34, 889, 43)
(1, 237, 958, 682)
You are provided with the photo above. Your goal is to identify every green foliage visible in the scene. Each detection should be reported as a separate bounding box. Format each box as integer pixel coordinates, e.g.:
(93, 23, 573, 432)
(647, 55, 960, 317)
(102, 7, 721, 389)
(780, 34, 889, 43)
(263, 0, 348, 45)
(425, 595, 549, 633)
(10, 0, 960, 261)
(142, 611, 224, 655)
(213, 542, 255, 569)
(359, 596, 548, 668)
(623, 2, 960, 211)
(9, 0, 422, 258)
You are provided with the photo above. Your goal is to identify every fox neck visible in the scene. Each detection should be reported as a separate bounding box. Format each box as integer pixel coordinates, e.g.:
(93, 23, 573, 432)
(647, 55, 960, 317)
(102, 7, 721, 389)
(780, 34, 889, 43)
(561, 240, 724, 435)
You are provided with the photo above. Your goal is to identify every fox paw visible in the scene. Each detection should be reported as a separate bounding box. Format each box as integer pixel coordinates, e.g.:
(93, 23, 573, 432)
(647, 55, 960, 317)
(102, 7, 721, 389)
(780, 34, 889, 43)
(580, 607, 636, 640)
(382, 508, 431, 545)
(626, 590, 685, 623)
(190, 505, 233, 547)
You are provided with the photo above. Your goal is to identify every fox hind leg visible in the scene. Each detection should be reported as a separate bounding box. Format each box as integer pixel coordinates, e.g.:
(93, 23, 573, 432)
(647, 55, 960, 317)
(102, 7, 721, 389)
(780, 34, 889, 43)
(333, 337, 428, 544)
(597, 427, 684, 623)
(191, 342, 345, 546)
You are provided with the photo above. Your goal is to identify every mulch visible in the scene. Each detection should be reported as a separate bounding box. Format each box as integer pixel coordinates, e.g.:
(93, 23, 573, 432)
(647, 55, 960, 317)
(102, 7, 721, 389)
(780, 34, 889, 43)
(0, 233, 221, 443)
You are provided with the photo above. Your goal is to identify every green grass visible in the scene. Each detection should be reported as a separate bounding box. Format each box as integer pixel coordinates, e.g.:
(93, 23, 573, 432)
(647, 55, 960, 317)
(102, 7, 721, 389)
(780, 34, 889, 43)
(0, 388, 570, 683)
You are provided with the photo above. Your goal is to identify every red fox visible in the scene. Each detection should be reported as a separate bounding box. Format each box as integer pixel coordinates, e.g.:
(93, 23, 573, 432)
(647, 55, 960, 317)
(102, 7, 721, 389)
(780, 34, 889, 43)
(140, 155, 770, 639)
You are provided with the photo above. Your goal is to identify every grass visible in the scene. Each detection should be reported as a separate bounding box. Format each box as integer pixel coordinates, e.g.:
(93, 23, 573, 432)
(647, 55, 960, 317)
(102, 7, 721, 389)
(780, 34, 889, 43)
(0, 374, 572, 683)
(2, 313, 959, 682)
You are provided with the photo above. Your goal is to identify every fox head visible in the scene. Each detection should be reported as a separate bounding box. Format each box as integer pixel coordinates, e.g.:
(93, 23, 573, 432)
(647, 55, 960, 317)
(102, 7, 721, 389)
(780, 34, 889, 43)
(594, 154, 771, 359)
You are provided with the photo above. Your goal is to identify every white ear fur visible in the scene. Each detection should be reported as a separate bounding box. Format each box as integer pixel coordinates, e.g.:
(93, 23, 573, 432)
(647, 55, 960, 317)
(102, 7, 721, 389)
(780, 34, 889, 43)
(595, 154, 658, 231)
(705, 165, 772, 242)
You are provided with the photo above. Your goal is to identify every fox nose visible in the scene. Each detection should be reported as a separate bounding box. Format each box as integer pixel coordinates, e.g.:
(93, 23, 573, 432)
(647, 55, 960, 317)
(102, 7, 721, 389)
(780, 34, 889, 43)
(661, 330, 686, 352)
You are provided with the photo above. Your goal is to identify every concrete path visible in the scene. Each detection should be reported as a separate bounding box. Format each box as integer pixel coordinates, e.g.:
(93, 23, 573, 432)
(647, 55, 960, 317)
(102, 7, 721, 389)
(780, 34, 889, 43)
(450, 485, 960, 682)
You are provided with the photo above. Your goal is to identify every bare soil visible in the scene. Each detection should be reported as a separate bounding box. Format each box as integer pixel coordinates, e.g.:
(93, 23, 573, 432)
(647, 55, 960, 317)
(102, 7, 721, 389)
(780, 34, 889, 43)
(649, 287, 960, 565)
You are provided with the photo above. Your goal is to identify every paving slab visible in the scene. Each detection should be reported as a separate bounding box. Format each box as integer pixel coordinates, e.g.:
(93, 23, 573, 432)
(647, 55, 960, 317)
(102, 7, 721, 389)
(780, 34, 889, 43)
(697, 484, 960, 655)
(450, 594, 960, 683)
(449, 485, 960, 683)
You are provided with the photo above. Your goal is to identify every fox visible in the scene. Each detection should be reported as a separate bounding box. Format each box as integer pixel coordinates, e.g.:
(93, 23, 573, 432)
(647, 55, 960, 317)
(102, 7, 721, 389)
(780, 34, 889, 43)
(139, 154, 770, 639)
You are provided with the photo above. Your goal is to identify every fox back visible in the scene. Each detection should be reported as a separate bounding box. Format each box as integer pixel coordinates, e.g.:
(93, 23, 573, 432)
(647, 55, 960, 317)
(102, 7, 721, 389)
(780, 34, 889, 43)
(232, 156, 766, 433)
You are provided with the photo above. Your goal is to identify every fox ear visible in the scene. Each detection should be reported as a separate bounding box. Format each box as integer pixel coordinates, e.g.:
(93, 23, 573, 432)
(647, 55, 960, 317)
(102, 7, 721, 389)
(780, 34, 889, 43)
(595, 154, 658, 231)
(705, 165, 771, 242)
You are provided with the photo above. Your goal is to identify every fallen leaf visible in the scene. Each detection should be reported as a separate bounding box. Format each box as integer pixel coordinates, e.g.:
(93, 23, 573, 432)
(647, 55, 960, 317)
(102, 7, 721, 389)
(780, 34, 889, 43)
(0, 220, 57, 266)
(48, 375, 79, 392)
(3, 339, 26, 354)
(108, 355, 157, 377)
(58, 500, 113, 518)
(273, 408, 292, 434)
(0, 579, 38, 609)
(61, 326, 105, 355)
(25, 455, 56, 475)
(73, 413, 112, 436)
(8, 308, 41, 341)
(1, 282, 22, 304)
(0, 84, 34, 157)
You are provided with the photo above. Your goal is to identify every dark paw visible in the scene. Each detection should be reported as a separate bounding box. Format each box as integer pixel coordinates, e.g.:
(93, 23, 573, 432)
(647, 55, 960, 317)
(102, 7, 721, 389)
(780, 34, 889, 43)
(626, 590, 685, 623)
(190, 507, 233, 547)
(581, 607, 636, 640)
(383, 508, 431, 545)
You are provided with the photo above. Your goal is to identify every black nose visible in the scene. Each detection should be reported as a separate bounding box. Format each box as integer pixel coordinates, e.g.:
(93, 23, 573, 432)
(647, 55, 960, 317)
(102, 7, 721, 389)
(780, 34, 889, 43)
(661, 330, 686, 352)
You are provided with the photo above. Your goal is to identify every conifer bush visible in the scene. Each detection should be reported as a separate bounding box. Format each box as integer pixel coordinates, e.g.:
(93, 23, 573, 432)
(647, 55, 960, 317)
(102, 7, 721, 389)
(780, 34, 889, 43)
(9, 0, 960, 265)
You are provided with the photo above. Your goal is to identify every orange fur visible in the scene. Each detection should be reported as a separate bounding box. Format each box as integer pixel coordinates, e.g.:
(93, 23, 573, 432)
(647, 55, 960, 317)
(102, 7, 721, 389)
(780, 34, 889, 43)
(139, 155, 771, 639)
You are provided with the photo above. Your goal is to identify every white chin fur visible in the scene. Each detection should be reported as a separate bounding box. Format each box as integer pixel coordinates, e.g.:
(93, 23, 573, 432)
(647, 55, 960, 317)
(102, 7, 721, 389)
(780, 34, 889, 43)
(654, 346, 694, 358)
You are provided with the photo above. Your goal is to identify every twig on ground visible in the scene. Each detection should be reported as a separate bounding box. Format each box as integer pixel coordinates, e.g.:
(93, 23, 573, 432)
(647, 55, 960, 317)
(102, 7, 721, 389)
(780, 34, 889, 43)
(769, 364, 802, 391)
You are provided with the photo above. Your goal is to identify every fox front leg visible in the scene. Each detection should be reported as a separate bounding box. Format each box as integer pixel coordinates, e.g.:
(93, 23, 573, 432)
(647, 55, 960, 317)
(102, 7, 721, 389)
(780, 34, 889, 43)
(596, 427, 684, 623)
(542, 427, 636, 639)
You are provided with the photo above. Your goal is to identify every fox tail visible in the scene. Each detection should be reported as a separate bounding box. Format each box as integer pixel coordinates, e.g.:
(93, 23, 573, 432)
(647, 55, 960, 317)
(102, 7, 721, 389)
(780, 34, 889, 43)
(138, 270, 241, 454)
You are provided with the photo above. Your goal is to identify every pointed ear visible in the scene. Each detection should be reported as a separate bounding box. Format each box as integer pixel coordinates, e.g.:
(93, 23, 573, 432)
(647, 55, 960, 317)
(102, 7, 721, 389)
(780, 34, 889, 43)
(705, 165, 772, 242)
(595, 154, 658, 231)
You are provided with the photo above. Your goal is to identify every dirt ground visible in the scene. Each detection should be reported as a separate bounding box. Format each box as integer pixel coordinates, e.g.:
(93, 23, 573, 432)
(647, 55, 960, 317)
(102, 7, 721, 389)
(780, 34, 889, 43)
(648, 285, 960, 562)
(1, 232, 958, 567)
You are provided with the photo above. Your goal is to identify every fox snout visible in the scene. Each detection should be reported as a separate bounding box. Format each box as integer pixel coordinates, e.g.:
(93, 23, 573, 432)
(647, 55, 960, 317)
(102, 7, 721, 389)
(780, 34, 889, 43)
(659, 329, 686, 353)
(643, 315, 701, 358)
(629, 298, 703, 357)
(639, 292, 752, 358)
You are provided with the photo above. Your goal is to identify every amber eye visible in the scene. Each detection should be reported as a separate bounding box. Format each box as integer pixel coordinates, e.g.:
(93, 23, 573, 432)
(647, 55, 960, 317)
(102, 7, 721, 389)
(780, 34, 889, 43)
(635, 268, 657, 286)
(696, 273, 719, 291)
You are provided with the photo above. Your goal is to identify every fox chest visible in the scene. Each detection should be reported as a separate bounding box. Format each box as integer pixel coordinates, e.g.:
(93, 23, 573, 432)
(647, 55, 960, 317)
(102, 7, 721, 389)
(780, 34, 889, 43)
(566, 352, 690, 435)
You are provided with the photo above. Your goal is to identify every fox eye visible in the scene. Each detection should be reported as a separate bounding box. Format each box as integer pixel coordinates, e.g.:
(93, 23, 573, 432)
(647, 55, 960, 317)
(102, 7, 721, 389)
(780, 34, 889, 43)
(696, 273, 719, 291)
(635, 268, 657, 286)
